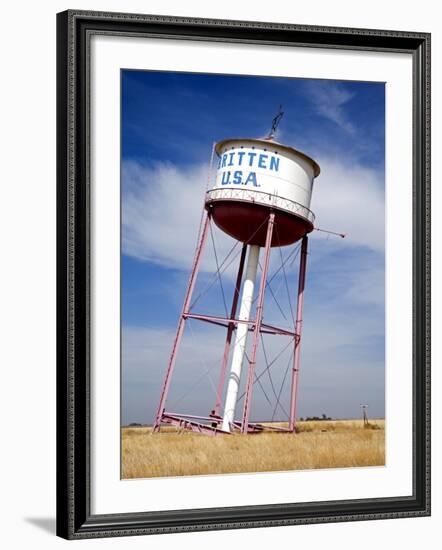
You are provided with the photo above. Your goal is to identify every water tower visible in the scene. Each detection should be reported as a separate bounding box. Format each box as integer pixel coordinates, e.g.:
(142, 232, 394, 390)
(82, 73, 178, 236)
(153, 113, 321, 435)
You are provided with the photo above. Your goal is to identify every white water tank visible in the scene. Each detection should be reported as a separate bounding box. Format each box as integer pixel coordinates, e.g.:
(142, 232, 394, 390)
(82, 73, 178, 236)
(206, 138, 320, 246)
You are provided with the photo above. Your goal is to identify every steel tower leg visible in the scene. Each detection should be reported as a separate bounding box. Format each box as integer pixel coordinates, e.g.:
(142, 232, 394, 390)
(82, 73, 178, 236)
(241, 213, 275, 434)
(213, 243, 247, 418)
(289, 235, 309, 433)
(153, 214, 211, 433)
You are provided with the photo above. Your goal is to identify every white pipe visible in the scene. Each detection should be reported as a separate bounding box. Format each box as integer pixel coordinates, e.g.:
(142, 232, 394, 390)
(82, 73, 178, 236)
(222, 245, 260, 432)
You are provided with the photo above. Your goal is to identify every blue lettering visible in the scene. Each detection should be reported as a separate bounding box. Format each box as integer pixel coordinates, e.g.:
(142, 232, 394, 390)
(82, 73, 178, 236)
(247, 152, 257, 166)
(244, 172, 258, 186)
(270, 156, 280, 172)
(237, 151, 245, 166)
(233, 171, 242, 184)
(258, 154, 268, 169)
(221, 171, 230, 184)
(228, 152, 235, 166)
(221, 154, 228, 168)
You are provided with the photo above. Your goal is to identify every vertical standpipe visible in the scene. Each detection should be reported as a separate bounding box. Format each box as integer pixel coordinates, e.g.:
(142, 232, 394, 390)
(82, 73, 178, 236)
(221, 245, 260, 432)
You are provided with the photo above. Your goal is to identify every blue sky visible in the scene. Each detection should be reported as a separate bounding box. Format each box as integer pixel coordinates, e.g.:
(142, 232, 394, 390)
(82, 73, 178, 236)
(121, 70, 385, 425)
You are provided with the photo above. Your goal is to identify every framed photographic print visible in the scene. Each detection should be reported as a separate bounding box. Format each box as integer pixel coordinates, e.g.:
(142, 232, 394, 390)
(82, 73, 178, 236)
(56, 10, 431, 539)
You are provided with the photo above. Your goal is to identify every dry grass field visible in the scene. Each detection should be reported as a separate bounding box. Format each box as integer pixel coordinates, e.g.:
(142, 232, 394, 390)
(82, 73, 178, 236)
(121, 419, 385, 479)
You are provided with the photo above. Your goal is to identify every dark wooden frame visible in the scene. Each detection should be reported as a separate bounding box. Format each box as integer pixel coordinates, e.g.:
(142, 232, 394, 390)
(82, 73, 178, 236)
(56, 9, 431, 539)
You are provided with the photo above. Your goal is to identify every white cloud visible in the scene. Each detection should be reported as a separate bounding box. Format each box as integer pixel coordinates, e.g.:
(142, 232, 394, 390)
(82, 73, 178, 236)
(122, 291, 385, 424)
(310, 157, 385, 253)
(342, 266, 385, 307)
(122, 155, 384, 272)
(122, 160, 236, 273)
(122, 325, 225, 384)
(122, 261, 385, 424)
(122, 324, 236, 423)
(303, 81, 355, 134)
(121, 155, 386, 423)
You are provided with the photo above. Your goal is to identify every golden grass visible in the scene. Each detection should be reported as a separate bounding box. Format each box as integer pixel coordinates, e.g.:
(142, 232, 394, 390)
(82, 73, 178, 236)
(121, 419, 385, 479)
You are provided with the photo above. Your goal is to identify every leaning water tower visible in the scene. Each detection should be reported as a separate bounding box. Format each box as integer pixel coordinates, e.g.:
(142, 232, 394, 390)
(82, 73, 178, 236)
(153, 111, 321, 435)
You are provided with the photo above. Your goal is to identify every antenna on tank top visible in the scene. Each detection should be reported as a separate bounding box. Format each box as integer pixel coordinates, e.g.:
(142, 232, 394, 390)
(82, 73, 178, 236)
(264, 105, 284, 141)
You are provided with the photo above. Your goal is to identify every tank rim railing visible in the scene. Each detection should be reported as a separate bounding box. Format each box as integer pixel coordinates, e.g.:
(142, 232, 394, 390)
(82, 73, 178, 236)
(205, 187, 315, 225)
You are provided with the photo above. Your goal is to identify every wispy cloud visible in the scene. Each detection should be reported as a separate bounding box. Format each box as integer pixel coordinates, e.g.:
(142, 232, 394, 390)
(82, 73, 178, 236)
(122, 160, 246, 280)
(122, 324, 231, 423)
(310, 157, 385, 252)
(303, 81, 355, 134)
(121, 153, 385, 424)
(122, 153, 384, 272)
(121, 73, 385, 424)
(122, 286, 385, 425)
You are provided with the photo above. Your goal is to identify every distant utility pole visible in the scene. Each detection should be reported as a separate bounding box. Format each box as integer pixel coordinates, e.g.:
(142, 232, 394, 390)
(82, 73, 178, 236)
(360, 404, 369, 427)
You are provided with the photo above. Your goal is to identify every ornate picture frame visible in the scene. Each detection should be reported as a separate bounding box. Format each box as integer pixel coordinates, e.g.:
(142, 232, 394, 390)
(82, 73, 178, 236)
(56, 10, 430, 539)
